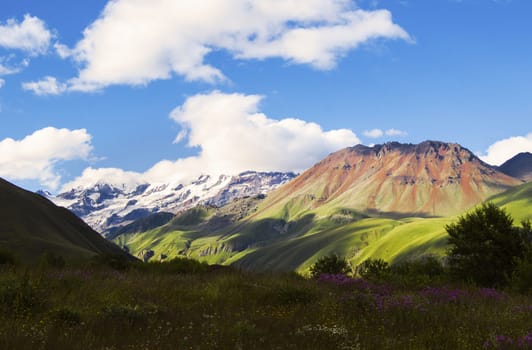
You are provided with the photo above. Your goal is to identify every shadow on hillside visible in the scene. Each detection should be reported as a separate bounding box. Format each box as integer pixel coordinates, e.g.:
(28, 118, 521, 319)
(364, 209, 440, 219)
(390, 234, 449, 264)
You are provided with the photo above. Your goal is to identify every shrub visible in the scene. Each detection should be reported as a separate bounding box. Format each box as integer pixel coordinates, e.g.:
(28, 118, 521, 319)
(446, 203, 531, 287)
(90, 253, 133, 271)
(356, 258, 390, 280)
(391, 256, 444, 278)
(39, 252, 66, 269)
(275, 285, 317, 306)
(0, 272, 45, 315)
(0, 249, 16, 266)
(510, 254, 532, 295)
(309, 254, 351, 278)
(141, 257, 209, 274)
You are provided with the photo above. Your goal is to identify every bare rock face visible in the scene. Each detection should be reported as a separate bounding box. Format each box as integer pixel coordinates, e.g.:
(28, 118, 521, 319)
(261, 141, 521, 217)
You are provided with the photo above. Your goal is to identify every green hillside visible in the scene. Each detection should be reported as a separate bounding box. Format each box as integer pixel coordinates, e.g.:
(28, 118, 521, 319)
(0, 178, 130, 263)
(114, 181, 531, 272)
(489, 181, 532, 222)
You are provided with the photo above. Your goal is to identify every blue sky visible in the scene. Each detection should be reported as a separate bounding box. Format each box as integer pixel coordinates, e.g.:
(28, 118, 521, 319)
(0, 0, 531, 192)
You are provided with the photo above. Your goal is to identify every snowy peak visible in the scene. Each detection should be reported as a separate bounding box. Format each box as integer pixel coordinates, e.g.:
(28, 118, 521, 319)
(42, 171, 296, 234)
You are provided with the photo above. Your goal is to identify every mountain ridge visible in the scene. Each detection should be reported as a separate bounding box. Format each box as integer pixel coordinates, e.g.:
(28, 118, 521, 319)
(499, 152, 532, 182)
(255, 140, 521, 219)
(44, 171, 296, 234)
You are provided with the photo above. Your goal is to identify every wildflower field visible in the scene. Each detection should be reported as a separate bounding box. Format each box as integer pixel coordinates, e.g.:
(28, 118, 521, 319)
(0, 260, 530, 350)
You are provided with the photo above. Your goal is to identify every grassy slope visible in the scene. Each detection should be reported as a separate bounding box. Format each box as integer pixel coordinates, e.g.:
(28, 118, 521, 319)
(489, 181, 532, 222)
(115, 181, 532, 272)
(0, 178, 129, 262)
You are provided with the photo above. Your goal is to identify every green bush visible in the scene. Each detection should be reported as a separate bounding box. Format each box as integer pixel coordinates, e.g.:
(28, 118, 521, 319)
(446, 203, 531, 287)
(356, 258, 391, 280)
(392, 256, 444, 278)
(309, 254, 351, 278)
(90, 253, 133, 271)
(510, 255, 532, 294)
(140, 257, 210, 274)
(275, 285, 317, 306)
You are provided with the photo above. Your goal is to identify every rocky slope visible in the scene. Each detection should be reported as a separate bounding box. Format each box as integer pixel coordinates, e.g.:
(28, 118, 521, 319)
(256, 141, 522, 219)
(44, 171, 296, 235)
(499, 152, 532, 182)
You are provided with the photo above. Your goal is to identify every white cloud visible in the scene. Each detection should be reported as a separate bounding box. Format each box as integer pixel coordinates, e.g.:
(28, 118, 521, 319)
(65, 91, 360, 189)
(363, 128, 407, 138)
(0, 14, 52, 54)
(49, 0, 410, 92)
(22, 76, 67, 96)
(363, 128, 384, 138)
(54, 42, 72, 59)
(385, 128, 407, 137)
(0, 127, 93, 190)
(61, 167, 145, 192)
(479, 133, 532, 166)
(0, 78, 4, 88)
(0, 63, 20, 76)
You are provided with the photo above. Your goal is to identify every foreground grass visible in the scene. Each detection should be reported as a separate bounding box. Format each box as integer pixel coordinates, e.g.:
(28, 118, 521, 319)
(0, 264, 531, 349)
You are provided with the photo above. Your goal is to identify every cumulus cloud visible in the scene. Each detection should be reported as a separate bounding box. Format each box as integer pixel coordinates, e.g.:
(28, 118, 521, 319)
(0, 78, 4, 88)
(363, 128, 384, 138)
(65, 91, 360, 189)
(385, 128, 407, 137)
(22, 76, 67, 96)
(363, 128, 407, 138)
(0, 127, 93, 190)
(479, 133, 532, 166)
(61, 167, 145, 192)
(44, 0, 409, 92)
(0, 14, 52, 54)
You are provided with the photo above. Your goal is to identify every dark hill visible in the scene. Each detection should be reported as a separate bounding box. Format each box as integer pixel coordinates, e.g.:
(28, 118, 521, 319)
(0, 178, 131, 263)
(499, 152, 532, 182)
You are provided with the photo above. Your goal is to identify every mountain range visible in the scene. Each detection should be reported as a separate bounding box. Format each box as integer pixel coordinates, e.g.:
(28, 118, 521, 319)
(43, 171, 296, 235)
(3, 140, 529, 268)
(109, 141, 531, 268)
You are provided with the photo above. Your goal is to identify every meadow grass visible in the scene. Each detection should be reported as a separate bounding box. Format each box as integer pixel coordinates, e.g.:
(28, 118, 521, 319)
(0, 262, 530, 350)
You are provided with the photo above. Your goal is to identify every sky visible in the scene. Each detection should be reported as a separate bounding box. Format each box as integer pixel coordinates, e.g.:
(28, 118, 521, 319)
(0, 0, 531, 192)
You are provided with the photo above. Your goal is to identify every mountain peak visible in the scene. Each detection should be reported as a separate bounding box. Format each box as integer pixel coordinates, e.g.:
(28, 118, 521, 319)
(350, 140, 469, 156)
(499, 152, 532, 182)
(263, 140, 521, 218)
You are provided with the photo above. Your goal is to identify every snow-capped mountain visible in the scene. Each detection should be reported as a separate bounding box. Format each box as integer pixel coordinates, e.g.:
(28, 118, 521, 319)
(42, 171, 296, 235)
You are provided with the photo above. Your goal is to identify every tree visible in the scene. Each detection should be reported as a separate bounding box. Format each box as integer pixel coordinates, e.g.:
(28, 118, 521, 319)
(356, 258, 390, 280)
(446, 202, 530, 287)
(309, 254, 351, 278)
